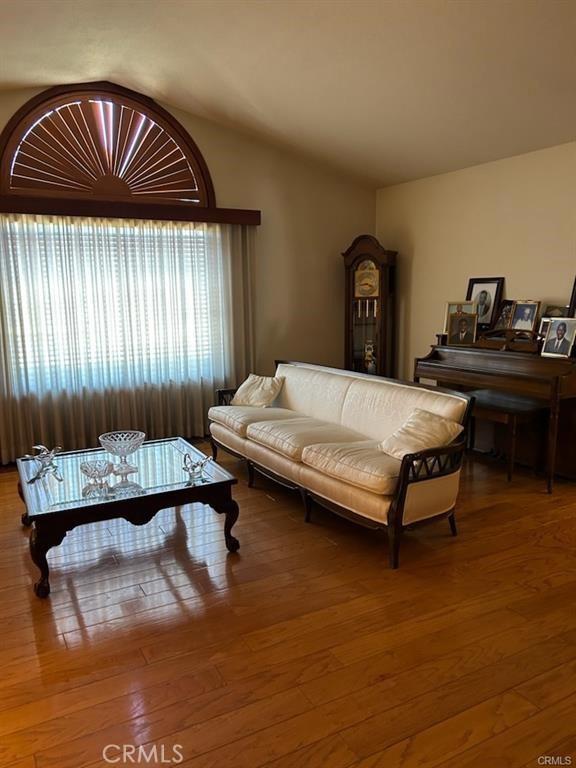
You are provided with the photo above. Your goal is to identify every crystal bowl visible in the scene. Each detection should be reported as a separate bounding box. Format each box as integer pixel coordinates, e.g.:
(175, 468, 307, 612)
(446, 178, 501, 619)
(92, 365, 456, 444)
(98, 431, 146, 458)
(82, 482, 111, 499)
(109, 480, 145, 499)
(80, 459, 113, 481)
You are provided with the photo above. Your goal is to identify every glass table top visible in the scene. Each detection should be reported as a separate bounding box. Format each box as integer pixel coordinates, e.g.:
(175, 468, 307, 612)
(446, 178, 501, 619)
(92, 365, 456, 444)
(17, 438, 234, 518)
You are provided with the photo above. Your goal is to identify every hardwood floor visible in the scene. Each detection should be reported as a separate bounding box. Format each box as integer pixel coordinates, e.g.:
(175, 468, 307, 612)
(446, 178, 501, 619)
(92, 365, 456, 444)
(1, 448, 575, 768)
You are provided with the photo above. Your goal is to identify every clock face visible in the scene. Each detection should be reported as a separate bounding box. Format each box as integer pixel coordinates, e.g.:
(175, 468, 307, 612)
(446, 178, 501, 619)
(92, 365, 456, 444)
(354, 259, 379, 298)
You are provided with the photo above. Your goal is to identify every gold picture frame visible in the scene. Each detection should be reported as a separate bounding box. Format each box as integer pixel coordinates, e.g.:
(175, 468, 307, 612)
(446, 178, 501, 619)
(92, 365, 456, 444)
(510, 301, 540, 333)
(447, 312, 478, 346)
(443, 301, 475, 333)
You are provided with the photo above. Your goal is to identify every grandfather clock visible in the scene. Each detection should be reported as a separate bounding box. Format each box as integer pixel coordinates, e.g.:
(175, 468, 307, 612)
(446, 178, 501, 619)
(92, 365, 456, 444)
(343, 234, 397, 377)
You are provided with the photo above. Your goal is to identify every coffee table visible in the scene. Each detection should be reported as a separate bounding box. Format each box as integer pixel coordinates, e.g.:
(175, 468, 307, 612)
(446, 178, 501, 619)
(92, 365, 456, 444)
(17, 437, 239, 597)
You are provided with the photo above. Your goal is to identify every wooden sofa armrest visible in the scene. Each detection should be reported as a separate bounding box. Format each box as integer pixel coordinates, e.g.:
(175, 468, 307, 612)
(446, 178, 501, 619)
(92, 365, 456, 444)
(215, 388, 238, 406)
(398, 439, 466, 484)
(387, 439, 467, 568)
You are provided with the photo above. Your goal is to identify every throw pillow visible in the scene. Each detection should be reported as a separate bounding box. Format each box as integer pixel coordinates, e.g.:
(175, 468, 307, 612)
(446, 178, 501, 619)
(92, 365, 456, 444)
(230, 374, 284, 407)
(379, 408, 464, 459)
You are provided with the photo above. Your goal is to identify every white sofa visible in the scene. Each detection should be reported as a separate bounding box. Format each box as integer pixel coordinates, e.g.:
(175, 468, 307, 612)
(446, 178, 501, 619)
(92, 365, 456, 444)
(209, 361, 473, 567)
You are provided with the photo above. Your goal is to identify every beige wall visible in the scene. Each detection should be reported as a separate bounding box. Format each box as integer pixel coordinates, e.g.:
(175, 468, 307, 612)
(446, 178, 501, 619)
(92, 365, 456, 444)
(376, 142, 576, 379)
(0, 87, 375, 376)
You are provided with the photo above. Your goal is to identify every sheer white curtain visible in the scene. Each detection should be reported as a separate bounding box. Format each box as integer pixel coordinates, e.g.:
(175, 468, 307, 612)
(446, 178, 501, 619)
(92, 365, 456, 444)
(0, 213, 253, 463)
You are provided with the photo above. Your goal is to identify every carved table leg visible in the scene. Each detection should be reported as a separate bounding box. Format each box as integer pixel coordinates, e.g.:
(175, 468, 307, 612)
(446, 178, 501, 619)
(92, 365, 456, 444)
(214, 498, 240, 552)
(30, 526, 51, 597)
(224, 500, 240, 552)
(29, 523, 67, 598)
(18, 482, 31, 526)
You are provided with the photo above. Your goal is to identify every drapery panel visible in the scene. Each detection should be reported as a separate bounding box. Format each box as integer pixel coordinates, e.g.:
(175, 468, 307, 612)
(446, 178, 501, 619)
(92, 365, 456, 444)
(0, 214, 253, 463)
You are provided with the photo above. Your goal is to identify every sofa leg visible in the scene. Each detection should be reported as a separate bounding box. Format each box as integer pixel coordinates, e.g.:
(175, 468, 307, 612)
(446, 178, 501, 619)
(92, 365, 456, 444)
(448, 512, 457, 537)
(210, 439, 218, 461)
(388, 527, 401, 569)
(247, 461, 255, 488)
(301, 488, 312, 522)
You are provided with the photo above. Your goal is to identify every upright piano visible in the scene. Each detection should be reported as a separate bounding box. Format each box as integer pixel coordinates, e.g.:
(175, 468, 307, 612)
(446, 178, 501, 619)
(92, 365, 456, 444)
(414, 345, 576, 491)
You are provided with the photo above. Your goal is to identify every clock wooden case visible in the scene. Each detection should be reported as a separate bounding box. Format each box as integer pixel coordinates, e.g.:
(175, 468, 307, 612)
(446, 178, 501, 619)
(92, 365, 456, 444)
(343, 234, 397, 377)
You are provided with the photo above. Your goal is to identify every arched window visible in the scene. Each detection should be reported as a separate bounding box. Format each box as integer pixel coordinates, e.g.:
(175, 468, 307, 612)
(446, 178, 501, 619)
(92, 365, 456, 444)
(0, 82, 256, 462)
(0, 82, 259, 224)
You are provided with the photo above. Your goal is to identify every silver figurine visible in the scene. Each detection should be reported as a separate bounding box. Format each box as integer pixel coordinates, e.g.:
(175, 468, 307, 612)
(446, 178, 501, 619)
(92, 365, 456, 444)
(182, 453, 212, 480)
(26, 444, 63, 483)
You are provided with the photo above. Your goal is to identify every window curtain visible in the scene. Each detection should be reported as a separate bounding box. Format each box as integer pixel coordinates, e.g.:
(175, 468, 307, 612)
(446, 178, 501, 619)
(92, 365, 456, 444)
(0, 213, 254, 464)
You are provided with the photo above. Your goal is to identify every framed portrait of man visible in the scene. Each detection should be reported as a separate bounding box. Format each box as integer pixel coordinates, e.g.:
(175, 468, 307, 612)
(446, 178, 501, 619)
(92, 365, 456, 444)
(443, 301, 475, 333)
(466, 277, 504, 329)
(541, 319, 576, 358)
(510, 301, 540, 332)
(447, 312, 477, 346)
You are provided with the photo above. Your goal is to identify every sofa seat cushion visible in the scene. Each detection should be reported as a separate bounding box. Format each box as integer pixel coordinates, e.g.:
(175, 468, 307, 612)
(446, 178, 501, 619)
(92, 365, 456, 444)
(208, 406, 301, 437)
(302, 441, 402, 494)
(246, 417, 365, 461)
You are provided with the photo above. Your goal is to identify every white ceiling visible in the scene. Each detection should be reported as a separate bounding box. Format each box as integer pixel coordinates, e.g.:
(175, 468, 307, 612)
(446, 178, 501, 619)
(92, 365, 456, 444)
(1, 0, 575, 187)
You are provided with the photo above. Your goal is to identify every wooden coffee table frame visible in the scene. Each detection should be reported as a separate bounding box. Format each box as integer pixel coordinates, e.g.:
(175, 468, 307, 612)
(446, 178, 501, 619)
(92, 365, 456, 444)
(18, 445, 239, 598)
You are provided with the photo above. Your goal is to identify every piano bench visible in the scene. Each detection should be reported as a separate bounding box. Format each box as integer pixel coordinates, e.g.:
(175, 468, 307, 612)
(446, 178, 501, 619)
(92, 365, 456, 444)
(468, 390, 548, 481)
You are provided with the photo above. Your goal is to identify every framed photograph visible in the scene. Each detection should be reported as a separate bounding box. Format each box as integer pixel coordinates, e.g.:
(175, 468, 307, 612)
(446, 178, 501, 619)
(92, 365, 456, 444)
(510, 301, 540, 332)
(538, 317, 552, 341)
(541, 318, 576, 358)
(569, 277, 576, 318)
(544, 304, 568, 318)
(443, 301, 475, 333)
(466, 277, 504, 329)
(493, 300, 515, 331)
(447, 312, 477, 346)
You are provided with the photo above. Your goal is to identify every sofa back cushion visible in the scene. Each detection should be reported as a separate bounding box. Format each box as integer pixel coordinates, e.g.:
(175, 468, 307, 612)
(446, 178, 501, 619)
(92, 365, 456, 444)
(274, 362, 468, 443)
(340, 378, 468, 442)
(231, 374, 284, 407)
(274, 363, 354, 423)
(379, 408, 464, 458)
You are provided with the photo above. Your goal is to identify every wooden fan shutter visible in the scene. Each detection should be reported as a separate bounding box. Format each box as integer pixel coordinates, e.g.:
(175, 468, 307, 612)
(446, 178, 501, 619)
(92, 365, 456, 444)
(0, 82, 260, 225)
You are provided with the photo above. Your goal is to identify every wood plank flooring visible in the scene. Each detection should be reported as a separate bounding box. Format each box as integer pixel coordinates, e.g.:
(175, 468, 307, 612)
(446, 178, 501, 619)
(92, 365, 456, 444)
(0, 448, 575, 767)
